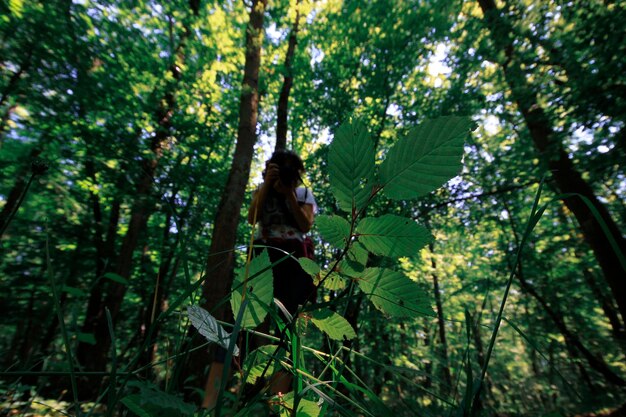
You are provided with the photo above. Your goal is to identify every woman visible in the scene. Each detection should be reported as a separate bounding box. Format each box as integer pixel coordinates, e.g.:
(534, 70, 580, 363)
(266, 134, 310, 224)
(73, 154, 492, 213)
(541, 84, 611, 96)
(248, 149, 317, 316)
(203, 150, 316, 409)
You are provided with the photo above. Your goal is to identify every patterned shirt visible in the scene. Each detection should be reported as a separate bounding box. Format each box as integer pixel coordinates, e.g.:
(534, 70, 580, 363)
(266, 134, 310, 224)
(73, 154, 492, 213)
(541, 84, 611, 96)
(254, 187, 317, 242)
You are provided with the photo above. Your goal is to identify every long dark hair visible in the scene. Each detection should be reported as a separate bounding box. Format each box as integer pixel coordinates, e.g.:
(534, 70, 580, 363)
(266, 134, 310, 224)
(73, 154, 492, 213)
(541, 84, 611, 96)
(265, 149, 305, 186)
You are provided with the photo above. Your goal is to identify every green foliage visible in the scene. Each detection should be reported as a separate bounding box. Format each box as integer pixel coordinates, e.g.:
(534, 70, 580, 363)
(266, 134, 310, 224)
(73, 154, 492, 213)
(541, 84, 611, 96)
(243, 345, 285, 385)
(187, 305, 240, 356)
(103, 272, 129, 285)
(379, 116, 472, 200)
(2, 1, 624, 416)
(314, 117, 469, 322)
(358, 268, 434, 317)
(357, 214, 432, 257)
(315, 215, 352, 247)
(230, 249, 274, 329)
(276, 392, 320, 417)
(298, 257, 321, 278)
(309, 308, 356, 341)
(328, 118, 376, 213)
(121, 383, 195, 417)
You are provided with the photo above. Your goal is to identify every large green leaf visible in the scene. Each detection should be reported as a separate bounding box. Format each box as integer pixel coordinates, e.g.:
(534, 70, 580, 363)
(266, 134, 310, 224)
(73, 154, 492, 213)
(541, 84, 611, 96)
(310, 308, 356, 341)
(358, 268, 433, 317)
(379, 116, 472, 200)
(121, 395, 151, 417)
(356, 214, 432, 257)
(328, 119, 376, 213)
(347, 241, 368, 266)
(187, 305, 240, 356)
(320, 271, 347, 290)
(316, 215, 351, 248)
(122, 384, 195, 417)
(103, 272, 129, 285)
(230, 250, 274, 329)
(298, 258, 320, 278)
(338, 258, 363, 278)
(278, 392, 320, 417)
(243, 345, 285, 384)
(138, 389, 195, 417)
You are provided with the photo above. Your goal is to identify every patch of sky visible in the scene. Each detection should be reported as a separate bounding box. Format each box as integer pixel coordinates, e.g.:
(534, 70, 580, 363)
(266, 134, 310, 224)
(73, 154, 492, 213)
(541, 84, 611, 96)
(153, 4, 163, 14)
(266, 23, 285, 46)
(483, 114, 501, 136)
(250, 133, 275, 185)
(86, 6, 101, 18)
(479, 149, 495, 163)
(386, 103, 401, 117)
(486, 92, 503, 102)
(427, 43, 451, 88)
(310, 44, 324, 66)
(568, 125, 594, 153)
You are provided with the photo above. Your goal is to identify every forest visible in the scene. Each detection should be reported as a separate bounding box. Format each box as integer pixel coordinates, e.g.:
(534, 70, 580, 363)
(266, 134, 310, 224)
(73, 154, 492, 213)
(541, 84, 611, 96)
(1, 0, 625, 416)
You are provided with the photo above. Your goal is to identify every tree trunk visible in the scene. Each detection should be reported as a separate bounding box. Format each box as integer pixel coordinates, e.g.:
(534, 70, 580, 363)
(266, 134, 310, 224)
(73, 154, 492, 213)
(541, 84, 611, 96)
(0, 47, 33, 109)
(75, 18, 191, 378)
(517, 273, 625, 386)
(582, 267, 626, 355)
(478, 0, 626, 325)
(275, 0, 301, 151)
(138, 186, 196, 373)
(555, 205, 626, 347)
(429, 243, 452, 394)
(0, 147, 41, 237)
(178, 0, 268, 396)
(499, 204, 625, 387)
(422, 318, 433, 390)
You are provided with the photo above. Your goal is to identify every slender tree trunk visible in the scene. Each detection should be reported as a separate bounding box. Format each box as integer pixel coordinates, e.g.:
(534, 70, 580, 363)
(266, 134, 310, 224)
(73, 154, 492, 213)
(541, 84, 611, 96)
(0, 147, 41, 237)
(499, 204, 625, 387)
(582, 267, 626, 354)
(76, 187, 121, 370)
(0, 48, 33, 139)
(75, 20, 191, 378)
(555, 204, 626, 346)
(275, 0, 301, 151)
(202, 0, 266, 323)
(478, 0, 626, 324)
(138, 186, 196, 372)
(428, 243, 452, 394)
(0, 104, 16, 146)
(517, 274, 625, 386)
(178, 0, 268, 396)
(422, 319, 433, 390)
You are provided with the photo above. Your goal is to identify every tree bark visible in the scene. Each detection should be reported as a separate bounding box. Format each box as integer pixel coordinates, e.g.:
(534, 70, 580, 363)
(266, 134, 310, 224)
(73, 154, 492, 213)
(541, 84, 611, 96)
(275, 0, 301, 151)
(428, 243, 452, 395)
(75, 15, 192, 378)
(500, 203, 625, 387)
(0, 147, 41, 237)
(582, 267, 626, 354)
(517, 272, 625, 386)
(138, 185, 196, 373)
(178, 0, 268, 395)
(478, 0, 626, 324)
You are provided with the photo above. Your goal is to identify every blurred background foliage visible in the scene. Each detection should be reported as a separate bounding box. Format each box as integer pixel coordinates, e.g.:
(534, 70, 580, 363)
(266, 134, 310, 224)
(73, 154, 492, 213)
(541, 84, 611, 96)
(1, 0, 625, 416)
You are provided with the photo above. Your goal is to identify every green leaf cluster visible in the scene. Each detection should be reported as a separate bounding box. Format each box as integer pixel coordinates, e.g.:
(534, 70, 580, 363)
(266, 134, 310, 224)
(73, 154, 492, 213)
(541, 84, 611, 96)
(312, 116, 471, 320)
